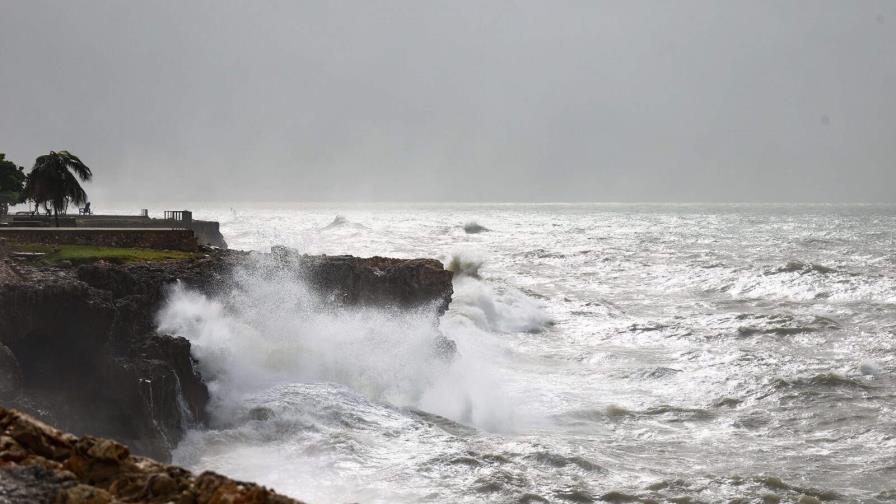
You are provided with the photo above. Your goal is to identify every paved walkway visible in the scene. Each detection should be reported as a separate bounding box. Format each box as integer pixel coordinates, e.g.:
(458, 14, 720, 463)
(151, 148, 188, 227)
(0, 227, 186, 231)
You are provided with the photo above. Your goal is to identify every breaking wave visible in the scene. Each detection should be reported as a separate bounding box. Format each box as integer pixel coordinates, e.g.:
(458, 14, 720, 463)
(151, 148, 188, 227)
(321, 215, 368, 231)
(156, 255, 520, 432)
(443, 251, 553, 334)
(770, 260, 839, 275)
(445, 251, 484, 278)
(160, 253, 554, 502)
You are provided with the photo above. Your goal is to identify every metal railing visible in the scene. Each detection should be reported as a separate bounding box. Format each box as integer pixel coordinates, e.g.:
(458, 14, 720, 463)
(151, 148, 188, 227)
(163, 210, 193, 229)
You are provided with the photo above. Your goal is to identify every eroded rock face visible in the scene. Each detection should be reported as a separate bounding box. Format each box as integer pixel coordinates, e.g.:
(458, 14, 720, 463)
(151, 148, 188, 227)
(0, 248, 454, 463)
(0, 253, 231, 462)
(0, 407, 303, 504)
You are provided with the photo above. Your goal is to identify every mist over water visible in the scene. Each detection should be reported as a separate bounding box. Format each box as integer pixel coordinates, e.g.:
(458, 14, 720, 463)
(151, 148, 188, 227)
(152, 203, 896, 503)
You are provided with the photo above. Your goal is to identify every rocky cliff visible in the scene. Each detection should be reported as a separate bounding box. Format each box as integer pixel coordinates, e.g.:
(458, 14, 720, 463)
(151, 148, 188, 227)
(0, 253, 230, 462)
(0, 407, 303, 503)
(0, 246, 453, 464)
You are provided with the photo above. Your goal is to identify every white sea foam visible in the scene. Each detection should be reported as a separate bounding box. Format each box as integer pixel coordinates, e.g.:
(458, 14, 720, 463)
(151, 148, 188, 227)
(147, 203, 896, 503)
(448, 275, 552, 334)
(444, 250, 553, 333)
(156, 256, 520, 432)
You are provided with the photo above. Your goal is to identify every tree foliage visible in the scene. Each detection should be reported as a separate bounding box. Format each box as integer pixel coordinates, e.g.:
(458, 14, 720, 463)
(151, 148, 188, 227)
(0, 153, 26, 215)
(22, 151, 93, 226)
(0, 153, 26, 194)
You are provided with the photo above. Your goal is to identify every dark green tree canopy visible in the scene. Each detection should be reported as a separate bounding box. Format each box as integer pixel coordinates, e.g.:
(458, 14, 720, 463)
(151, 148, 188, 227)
(22, 150, 93, 225)
(0, 153, 26, 215)
(0, 153, 26, 195)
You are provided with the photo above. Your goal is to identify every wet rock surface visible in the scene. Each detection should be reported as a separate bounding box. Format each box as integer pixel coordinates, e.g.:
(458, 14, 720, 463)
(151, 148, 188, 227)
(0, 252, 232, 461)
(269, 245, 454, 314)
(0, 407, 303, 503)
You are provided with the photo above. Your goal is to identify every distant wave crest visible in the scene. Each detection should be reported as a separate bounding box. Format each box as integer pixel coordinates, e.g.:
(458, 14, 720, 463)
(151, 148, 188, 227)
(321, 215, 368, 231)
(463, 221, 490, 234)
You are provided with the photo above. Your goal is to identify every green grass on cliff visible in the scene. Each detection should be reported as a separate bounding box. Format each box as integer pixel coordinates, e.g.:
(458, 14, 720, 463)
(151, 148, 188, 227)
(8, 243, 196, 264)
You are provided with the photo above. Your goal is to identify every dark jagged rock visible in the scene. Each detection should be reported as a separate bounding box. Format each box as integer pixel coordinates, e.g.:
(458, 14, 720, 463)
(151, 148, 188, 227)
(0, 247, 453, 463)
(0, 407, 304, 503)
(0, 253, 233, 461)
(269, 245, 454, 314)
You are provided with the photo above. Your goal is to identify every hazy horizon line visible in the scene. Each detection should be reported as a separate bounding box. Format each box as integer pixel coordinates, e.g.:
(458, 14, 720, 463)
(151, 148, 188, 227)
(21, 200, 895, 209)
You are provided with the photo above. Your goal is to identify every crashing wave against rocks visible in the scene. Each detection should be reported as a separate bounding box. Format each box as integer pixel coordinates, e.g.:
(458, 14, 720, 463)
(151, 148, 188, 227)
(0, 246, 454, 470)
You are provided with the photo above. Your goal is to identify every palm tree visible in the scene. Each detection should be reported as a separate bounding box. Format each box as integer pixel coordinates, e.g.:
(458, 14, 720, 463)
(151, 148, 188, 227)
(22, 151, 93, 227)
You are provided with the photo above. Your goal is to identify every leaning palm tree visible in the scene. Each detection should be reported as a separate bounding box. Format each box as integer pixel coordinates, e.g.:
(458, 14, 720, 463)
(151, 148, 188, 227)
(22, 151, 92, 227)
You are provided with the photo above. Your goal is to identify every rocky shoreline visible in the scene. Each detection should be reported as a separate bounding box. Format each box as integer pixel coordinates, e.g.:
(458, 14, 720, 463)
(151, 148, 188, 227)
(0, 244, 453, 501)
(0, 407, 303, 503)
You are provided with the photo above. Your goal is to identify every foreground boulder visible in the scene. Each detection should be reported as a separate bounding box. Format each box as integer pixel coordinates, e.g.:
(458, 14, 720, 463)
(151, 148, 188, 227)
(0, 407, 303, 503)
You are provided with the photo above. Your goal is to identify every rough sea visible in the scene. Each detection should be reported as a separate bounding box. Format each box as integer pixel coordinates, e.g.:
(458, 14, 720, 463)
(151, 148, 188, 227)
(147, 203, 896, 503)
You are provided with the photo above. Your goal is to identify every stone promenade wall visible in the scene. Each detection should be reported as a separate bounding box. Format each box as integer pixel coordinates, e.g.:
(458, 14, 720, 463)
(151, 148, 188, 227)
(0, 228, 198, 251)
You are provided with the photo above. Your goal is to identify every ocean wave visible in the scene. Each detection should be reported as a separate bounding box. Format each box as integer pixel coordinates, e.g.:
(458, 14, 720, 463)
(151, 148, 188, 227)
(443, 251, 553, 334)
(321, 215, 368, 231)
(734, 314, 840, 337)
(552, 485, 595, 503)
(638, 366, 683, 379)
(445, 252, 484, 278)
(173, 382, 473, 503)
(753, 372, 876, 403)
(770, 260, 839, 275)
(447, 276, 552, 334)
(524, 452, 604, 472)
(599, 475, 842, 504)
(558, 404, 715, 424)
(802, 373, 873, 390)
(706, 264, 896, 303)
(463, 221, 490, 234)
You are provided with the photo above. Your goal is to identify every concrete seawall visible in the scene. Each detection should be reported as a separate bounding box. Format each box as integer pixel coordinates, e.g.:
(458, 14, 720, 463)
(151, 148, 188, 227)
(3, 215, 227, 248)
(73, 219, 227, 248)
(0, 228, 199, 251)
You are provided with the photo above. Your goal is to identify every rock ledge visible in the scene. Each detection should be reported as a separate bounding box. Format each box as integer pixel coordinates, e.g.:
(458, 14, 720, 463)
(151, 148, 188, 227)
(0, 407, 303, 503)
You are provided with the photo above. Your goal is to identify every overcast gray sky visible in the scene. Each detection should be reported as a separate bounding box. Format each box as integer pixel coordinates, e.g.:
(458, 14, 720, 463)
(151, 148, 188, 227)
(1, 1, 894, 203)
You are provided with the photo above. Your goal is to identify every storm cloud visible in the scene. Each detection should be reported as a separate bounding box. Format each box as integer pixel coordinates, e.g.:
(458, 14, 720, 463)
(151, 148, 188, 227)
(1, 1, 894, 203)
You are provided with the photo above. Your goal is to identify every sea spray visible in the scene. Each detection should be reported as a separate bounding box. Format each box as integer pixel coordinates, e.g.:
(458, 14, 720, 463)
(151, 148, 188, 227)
(445, 250, 553, 334)
(156, 254, 522, 431)
(445, 250, 485, 278)
(162, 252, 545, 502)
